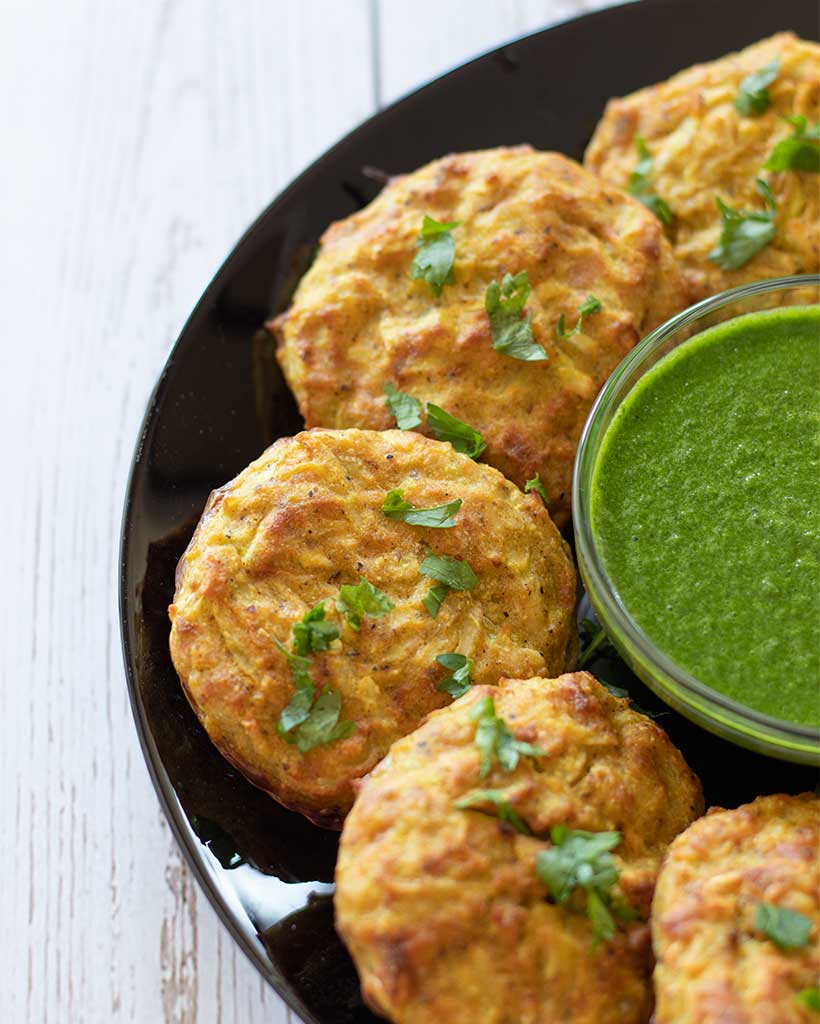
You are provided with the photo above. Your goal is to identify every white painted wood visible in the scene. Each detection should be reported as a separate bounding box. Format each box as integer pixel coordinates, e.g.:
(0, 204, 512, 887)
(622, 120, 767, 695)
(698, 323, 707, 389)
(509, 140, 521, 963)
(377, 0, 612, 104)
(0, 0, 607, 1021)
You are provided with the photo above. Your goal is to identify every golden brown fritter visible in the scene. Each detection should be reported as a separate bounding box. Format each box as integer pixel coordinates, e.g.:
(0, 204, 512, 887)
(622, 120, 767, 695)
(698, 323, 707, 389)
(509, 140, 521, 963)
(585, 33, 820, 302)
(335, 673, 704, 1024)
(271, 147, 687, 528)
(169, 428, 576, 828)
(652, 793, 820, 1024)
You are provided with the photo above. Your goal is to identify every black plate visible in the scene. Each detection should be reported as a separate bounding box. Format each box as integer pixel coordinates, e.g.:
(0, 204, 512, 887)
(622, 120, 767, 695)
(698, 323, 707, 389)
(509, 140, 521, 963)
(119, 1, 820, 1020)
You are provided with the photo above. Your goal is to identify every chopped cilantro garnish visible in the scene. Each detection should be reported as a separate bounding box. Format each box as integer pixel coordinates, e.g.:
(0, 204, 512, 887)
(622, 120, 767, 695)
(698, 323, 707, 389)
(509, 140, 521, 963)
(708, 178, 777, 270)
(275, 640, 316, 734)
(422, 582, 450, 618)
(426, 403, 487, 459)
(485, 271, 547, 361)
(384, 382, 422, 429)
(629, 137, 673, 224)
(578, 617, 615, 669)
(536, 826, 634, 946)
(419, 550, 477, 617)
(556, 295, 602, 340)
(454, 788, 531, 834)
(290, 688, 356, 753)
(435, 653, 473, 698)
(410, 215, 461, 297)
(292, 601, 339, 656)
(597, 675, 659, 720)
(755, 902, 813, 950)
(336, 577, 394, 630)
(471, 695, 545, 777)
(734, 57, 780, 116)
(796, 985, 820, 1011)
(275, 640, 355, 752)
(600, 679, 629, 700)
(383, 383, 486, 458)
(524, 472, 549, 507)
(419, 550, 478, 590)
(763, 115, 820, 173)
(382, 489, 462, 528)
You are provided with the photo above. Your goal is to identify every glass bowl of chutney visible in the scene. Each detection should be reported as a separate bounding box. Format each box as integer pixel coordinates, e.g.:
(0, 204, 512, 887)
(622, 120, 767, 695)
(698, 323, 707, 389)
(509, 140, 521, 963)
(573, 275, 820, 764)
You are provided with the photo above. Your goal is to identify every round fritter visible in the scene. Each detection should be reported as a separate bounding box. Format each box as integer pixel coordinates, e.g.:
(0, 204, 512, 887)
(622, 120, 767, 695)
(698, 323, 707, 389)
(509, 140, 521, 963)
(585, 33, 820, 302)
(168, 428, 576, 828)
(335, 673, 704, 1024)
(652, 793, 820, 1024)
(271, 146, 687, 528)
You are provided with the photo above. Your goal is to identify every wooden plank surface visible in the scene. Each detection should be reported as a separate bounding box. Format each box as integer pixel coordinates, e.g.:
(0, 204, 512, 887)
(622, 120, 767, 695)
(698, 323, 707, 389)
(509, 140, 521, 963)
(0, 1, 605, 1021)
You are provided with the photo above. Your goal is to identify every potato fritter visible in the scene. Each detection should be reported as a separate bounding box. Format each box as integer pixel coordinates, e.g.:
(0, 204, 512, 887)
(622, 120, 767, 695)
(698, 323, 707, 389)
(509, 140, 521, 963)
(652, 793, 820, 1024)
(585, 33, 820, 301)
(335, 673, 704, 1024)
(271, 146, 686, 528)
(168, 428, 576, 828)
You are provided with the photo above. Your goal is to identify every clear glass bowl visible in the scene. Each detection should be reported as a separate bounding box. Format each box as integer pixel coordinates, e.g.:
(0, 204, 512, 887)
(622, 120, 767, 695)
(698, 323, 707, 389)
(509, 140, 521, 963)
(573, 275, 820, 764)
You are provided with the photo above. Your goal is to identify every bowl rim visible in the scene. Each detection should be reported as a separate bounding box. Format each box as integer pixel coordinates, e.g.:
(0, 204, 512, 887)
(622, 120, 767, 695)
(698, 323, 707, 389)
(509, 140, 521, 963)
(572, 273, 820, 752)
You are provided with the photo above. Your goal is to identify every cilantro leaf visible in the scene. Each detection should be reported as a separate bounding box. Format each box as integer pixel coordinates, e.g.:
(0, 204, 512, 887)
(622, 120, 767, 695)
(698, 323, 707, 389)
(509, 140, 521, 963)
(536, 826, 629, 946)
(422, 582, 450, 618)
(410, 215, 461, 297)
(383, 383, 487, 459)
(600, 679, 630, 700)
(796, 986, 820, 1011)
(485, 272, 547, 361)
(629, 137, 673, 224)
(755, 902, 813, 950)
(292, 601, 339, 656)
(291, 687, 356, 753)
(384, 382, 422, 429)
(435, 653, 473, 698)
(382, 489, 462, 528)
(419, 550, 478, 590)
(709, 179, 777, 270)
(734, 57, 780, 116)
(470, 695, 545, 777)
(586, 888, 617, 944)
(556, 295, 602, 340)
(454, 789, 531, 835)
(275, 640, 316, 734)
(763, 115, 820, 173)
(524, 472, 549, 507)
(275, 640, 355, 752)
(578, 617, 616, 669)
(597, 675, 660, 719)
(336, 577, 395, 630)
(419, 550, 477, 617)
(426, 403, 487, 459)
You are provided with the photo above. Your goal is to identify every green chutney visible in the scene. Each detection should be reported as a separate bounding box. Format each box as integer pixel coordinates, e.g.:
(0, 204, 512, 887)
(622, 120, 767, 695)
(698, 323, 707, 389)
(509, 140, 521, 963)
(591, 305, 820, 728)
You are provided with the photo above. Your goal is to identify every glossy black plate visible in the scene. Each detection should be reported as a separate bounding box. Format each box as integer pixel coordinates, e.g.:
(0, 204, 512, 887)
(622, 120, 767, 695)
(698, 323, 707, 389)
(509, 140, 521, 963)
(119, 1, 819, 1020)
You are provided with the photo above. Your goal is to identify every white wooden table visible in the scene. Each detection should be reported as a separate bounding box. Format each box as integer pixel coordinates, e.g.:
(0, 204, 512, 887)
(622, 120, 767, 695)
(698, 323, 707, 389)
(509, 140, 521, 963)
(1, 1, 611, 1020)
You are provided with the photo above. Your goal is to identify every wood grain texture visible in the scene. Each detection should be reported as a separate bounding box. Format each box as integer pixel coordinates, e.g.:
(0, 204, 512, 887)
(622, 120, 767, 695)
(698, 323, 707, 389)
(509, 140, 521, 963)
(0, 0, 604, 1021)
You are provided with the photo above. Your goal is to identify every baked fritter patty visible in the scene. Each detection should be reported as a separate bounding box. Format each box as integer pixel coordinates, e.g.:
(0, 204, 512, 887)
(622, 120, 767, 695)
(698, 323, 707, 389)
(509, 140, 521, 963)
(168, 428, 576, 828)
(335, 673, 704, 1024)
(585, 33, 820, 301)
(652, 793, 820, 1024)
(271, 146, 686, 528)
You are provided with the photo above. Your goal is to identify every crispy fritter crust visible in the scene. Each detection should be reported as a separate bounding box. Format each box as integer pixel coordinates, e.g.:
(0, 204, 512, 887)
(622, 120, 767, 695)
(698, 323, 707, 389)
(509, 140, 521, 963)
(335, 673, 704, 1023)
(168, 429, 576, 827)
(271, 147, 686, 528)
(585, 33, 820, 301)
(652, 793, 820, 1024)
